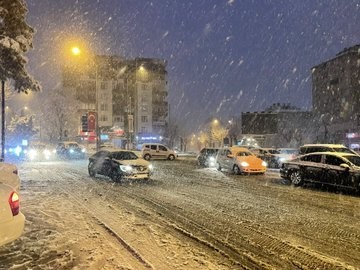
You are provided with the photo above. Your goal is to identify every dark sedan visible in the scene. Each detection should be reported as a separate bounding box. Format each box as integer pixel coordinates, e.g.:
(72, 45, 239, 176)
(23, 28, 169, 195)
(197, 148, 220, 167)
(280, 152, 360, 192)
(56, 142, 86, 160)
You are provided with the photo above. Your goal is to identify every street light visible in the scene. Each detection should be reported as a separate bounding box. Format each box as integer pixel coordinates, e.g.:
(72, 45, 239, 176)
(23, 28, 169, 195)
(70, 46, 100, 151)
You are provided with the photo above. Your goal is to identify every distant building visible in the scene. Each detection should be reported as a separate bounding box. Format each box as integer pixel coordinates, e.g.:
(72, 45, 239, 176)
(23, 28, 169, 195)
(241, 105, 314, 148)
(311, 44, 360, 146)
(62, 56, 168, 147)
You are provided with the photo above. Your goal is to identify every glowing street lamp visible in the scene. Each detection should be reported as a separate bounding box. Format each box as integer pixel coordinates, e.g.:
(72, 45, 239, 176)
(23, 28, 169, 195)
(69, 46, 100, 151)
(71, 46, 81, 56)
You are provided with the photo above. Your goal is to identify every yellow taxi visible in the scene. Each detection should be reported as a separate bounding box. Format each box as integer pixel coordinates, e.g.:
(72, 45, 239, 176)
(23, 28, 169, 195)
(216, 146, 267, 174)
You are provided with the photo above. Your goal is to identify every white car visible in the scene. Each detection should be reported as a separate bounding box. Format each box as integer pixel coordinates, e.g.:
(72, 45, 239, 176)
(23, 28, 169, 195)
(26, 143, 56, 161)
(88, 150, 153, 181)
(0, 163, 25, 246)
(141, 143, 177, 161)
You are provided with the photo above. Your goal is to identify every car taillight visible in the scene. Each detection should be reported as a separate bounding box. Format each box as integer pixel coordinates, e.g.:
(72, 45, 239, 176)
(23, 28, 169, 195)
(9, 191, 20, 216)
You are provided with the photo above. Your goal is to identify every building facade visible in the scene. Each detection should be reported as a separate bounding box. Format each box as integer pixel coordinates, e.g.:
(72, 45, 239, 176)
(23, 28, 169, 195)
(311, 44, 360, 146)
(62, 56, 168, 147)
(241, 109, 314, 148)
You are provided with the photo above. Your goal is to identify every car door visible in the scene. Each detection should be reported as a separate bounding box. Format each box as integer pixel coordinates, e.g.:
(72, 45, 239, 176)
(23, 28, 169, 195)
(91, 151, 110, 176)
(323, 154, 351, 186)
(158, 145, 169, 159)
(150, 145, 159, 159)
(216, 149, 226, 169)
(224, 149, 235, 170)
(100, 152, 114, 176)
(300, 154, 323, 181)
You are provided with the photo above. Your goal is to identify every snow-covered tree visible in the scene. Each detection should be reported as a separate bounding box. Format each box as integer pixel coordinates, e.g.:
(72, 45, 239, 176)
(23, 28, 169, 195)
(7, 114, 37, 143)
(0, 0, 40, 92)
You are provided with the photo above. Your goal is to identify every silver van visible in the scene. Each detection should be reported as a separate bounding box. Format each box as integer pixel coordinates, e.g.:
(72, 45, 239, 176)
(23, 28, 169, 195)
(141, 143, 177, 161)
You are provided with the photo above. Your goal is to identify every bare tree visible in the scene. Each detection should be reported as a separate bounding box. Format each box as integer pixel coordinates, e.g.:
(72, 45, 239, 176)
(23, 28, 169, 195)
(211, 125, 228, 147)
(36, 89, 78, 143)
(198, 131, 210, 148)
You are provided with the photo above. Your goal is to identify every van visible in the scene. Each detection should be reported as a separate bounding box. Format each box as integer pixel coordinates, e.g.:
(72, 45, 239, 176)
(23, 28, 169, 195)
(141, 143, 177, 161)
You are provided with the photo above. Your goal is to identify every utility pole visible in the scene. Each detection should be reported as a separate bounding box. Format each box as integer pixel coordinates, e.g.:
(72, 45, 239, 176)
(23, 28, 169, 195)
(1, 80, 5, 161)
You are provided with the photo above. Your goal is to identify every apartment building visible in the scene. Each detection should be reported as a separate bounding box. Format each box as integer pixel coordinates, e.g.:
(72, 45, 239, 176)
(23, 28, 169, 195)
(62, 56, 168, 144)
(311, 44, 360, 144)
(241, 108, 314, 148)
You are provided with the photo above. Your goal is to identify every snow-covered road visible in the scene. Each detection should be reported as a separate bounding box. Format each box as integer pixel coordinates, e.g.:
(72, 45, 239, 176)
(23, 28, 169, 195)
(0, 158, 359, 269)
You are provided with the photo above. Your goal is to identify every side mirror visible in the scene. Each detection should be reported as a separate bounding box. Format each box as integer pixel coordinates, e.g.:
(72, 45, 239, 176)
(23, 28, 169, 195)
(340, 163, 350, 170)
(227, 154, 234, 158)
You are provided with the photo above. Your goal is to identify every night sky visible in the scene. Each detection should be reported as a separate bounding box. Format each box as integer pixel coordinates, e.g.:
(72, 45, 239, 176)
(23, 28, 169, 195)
(23, 0, 360, 133)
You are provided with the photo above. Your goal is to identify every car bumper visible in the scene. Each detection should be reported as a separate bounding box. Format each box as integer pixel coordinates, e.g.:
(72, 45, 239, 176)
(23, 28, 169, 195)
(124, 173, 151, 180)
(241, 167, 267, 174)
(0, 213, 25, 246)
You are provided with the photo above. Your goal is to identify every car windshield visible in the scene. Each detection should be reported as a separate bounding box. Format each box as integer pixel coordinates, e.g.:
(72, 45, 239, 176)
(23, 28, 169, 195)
(237, 151, 253, 157)
(2, 1, 360, 269)
(335, 147, 356, 154)
(267, 149, 280, 154)
(68, 143, 80, 149)
(112, 151, 138, 160)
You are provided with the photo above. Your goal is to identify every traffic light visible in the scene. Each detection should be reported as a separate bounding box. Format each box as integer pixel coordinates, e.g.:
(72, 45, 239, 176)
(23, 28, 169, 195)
(81, 114, 88, 132)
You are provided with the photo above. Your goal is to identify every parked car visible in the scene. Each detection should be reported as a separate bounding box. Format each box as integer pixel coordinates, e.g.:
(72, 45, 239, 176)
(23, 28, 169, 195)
(299, 144, 357, 155)
(141, 143, 177, 161)
(88, 150, 153, 181)
(26, 142, 56, 161)
(0, 163, 25, 246)
(250, 147, 288, 168)
(280, 152, 360, 192)
(216, 146, 267, 175)
(56, 141, 86, 159)
(197, 148, 220, 167)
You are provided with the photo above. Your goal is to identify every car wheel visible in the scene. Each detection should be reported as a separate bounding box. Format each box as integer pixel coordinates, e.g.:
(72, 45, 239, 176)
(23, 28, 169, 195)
(290, 170, 303, 186)
(168, 154, 175, 161)
(144, 154, 151, 161)
(217, 163, 222, 171)
(88, 162, 96, 177)
(233, 165, 241, 175)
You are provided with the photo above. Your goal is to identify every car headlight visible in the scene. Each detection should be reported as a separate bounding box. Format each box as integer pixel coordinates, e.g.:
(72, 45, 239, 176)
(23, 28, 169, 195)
(148, 164, 153, 171)
(209, 156, 216, 162)
(120, 165, 133, 172)
(279, 157, 286, 163)
(69, 149, 74, 154)
(81, 148, 86, 153)
(240, 161, 249, 167)
(262, 161, 268, 167)
(14, 146, 22, 156)
(28, 149, 38, 159)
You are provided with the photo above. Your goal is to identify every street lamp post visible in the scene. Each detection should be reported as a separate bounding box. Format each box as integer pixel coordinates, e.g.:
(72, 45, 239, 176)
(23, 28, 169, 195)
(1, 80, 5, 161)
(70, 46, 100, 152)
(95, 65, 100, 152)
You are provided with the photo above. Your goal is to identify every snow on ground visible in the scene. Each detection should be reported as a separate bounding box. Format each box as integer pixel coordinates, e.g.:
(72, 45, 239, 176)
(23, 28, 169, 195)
(0, 161, 231, 270)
